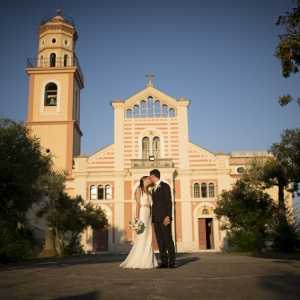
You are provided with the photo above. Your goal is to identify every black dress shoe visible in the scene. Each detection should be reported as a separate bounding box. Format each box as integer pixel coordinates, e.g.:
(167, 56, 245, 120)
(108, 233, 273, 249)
(169, 264, 176, 268)
(157, 264, 168, 268)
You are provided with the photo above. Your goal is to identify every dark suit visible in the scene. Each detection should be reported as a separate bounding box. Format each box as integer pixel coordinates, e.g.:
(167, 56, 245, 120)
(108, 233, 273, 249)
(152, 181, 175, 266)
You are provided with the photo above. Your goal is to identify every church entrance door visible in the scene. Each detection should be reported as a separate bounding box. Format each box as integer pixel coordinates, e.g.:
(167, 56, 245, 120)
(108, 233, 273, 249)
(93, 227, 108, 252)
(198, 218, 214, 250)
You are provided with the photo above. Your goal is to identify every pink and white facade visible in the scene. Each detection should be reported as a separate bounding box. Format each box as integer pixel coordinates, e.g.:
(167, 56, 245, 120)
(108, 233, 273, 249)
(68, 81, 270, 253)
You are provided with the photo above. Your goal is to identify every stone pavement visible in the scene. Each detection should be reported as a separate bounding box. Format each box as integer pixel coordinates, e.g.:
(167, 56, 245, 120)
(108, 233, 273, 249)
(0, 253, 300, 300)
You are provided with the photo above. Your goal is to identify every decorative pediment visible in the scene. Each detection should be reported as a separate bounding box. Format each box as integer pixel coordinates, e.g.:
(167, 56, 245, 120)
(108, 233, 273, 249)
(124, 85, 179, 108)
(88, 144, 114, 162)
(189, 142, 216, 158)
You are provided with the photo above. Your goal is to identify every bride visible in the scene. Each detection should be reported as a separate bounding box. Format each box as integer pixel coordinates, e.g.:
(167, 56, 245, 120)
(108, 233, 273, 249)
(120, 176, 158, 269)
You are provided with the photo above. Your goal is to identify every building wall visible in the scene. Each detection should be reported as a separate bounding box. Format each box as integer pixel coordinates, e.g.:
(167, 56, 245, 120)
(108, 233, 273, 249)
(70, 85, 232, 253)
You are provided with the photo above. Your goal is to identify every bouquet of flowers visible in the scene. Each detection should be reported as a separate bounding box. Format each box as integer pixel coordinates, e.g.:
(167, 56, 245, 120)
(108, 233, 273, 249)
(129, 217, 145, 234)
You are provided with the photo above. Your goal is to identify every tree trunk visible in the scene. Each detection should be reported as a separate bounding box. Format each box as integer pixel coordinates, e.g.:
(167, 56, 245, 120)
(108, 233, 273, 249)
(278, 184, 285, 211)
(277, 183, 287, 224)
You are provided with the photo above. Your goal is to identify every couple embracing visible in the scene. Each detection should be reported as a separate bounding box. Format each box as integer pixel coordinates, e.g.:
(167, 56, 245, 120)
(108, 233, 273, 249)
(120, 169, 176, 269)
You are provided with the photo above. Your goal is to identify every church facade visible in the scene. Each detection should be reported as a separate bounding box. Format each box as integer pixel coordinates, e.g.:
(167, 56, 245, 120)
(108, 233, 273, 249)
(25, 13, 281, 253)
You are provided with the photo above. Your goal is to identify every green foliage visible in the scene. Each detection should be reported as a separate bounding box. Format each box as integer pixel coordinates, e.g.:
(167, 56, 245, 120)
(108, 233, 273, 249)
(215, 180, 276, 252)
(275, 3, 300, 77)
(38, 186, 108, 256)
(271, 128, 300, 194)
(278, 94, 293, 106)
(275, 2, 300, 106)
(0, 119, 51, 262)
(269, 212, 300, 252)
(0, 119, 51, 225)
(278, 95, 300, 107)
(216, 129, 300, 253)
(225, 229, 264, 252)
(0, 119, 108, 259)
(0, 221, 37, 263)
(244, 128, 300, 210)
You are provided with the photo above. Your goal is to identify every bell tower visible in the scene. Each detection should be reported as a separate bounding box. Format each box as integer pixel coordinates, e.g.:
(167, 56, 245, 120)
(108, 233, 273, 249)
(26, 10, 84, 175)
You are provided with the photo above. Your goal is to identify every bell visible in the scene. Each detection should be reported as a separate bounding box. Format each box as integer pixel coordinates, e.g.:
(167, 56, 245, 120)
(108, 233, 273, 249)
(49, 97, 56, 105)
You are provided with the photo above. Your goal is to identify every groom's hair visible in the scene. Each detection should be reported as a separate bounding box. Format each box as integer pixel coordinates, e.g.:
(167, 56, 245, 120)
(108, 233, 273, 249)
(150, 169, 160, 179)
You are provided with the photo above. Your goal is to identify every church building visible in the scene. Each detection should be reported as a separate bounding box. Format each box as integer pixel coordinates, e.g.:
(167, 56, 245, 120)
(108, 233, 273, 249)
(26, 13, 282, 253)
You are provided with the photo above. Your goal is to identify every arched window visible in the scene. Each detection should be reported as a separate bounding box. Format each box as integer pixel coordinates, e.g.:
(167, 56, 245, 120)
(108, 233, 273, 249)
(153, 136, 160, 159)
(142, 137, 150, 159)
(209, 183, 215, 197)
(50, 53, 56, 67)
(169, 108, 175, 117)
(97, 185, 104, 200)
(140, 100, 147, 117)
(90, 185, 97, 200)
(105, 185, 112, 200)
(44, 82, 58, 106)
(63, 54, 68, 67)
(162, 104, 168, 117)
(147, 97, 153, 117)
(201, 183, 207, 198)
(133, 105, 140, 117)
(194, 183, 200, 198)
(126, 109, 132, 118)
(154, 100, 160, 116)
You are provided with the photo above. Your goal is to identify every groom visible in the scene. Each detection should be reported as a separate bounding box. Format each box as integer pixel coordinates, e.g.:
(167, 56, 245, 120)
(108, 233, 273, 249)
(150, 169, 176, 268)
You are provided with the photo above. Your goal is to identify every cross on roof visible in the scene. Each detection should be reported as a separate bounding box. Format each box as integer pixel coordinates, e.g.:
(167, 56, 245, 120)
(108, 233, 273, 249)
(145, 73, 155, 87)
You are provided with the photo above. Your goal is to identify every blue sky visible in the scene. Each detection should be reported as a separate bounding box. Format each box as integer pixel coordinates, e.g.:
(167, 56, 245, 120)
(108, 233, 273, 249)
(0, 0, 299, 155)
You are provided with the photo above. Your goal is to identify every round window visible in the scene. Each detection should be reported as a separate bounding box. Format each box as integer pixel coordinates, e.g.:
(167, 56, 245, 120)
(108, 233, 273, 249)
(237, 166, 245, 174)
(64, 39, 68, 46)
(52, 38, 56, 44)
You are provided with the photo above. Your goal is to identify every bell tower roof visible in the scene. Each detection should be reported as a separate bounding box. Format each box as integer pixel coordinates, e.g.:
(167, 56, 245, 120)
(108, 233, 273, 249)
(39, 9, 78, 40)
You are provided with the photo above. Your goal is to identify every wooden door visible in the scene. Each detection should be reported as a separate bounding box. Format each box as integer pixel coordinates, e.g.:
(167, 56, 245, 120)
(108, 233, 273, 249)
(93, 228, 108, 252)
(198, 218, 207, 249)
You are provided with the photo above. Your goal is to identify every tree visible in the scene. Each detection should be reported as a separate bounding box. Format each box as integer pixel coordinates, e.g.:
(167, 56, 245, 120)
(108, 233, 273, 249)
(241, 157, 287, 210)
(270, 210, 300, 252)
(275, 1, 300, 107)
(235, 128, 300, 252)
(0, 119, 51, 225)
(215, 180, 275, 252)
(244, 129, 300, 213)
(271, 128, 300, 195)
(37, 173, 108, 256)
(256, 157, 289, 212)
(0, 119, 52, 262)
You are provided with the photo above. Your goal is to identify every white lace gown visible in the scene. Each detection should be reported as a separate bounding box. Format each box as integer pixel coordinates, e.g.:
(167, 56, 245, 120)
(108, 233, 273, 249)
(120, 192, 158, 269)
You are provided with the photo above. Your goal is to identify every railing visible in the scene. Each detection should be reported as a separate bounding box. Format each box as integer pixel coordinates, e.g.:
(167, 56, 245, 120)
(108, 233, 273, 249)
(131, 159, 174, 169)
(40, 14, 75, 27)
(26, 56, 84, 83)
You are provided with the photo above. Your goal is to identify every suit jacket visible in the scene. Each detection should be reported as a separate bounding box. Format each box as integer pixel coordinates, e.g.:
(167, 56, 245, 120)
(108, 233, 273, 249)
(152, 181, 172, 223)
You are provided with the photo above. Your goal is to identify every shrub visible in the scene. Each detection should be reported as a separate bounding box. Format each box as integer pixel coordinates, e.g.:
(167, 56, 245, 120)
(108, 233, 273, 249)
(269, 214, 300, 252)
(0, 224, 36, 263)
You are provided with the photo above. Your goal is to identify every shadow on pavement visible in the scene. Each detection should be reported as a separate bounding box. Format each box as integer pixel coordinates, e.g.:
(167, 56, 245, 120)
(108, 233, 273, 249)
(271, 260, 300, 269)
(176, 256, 199, 268)
(0, 254, 126, 271)
(53, 290, 101, 300)
(258, 269, 300, 300)
(0, 253, 199, 271)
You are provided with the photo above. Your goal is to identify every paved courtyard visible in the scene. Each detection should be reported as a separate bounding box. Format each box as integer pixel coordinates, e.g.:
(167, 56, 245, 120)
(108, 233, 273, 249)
(0, 253, 300, 300)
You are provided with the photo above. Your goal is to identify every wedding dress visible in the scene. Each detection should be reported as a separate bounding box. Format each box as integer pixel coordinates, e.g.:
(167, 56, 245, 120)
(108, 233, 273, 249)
(120, 191, 158, 269)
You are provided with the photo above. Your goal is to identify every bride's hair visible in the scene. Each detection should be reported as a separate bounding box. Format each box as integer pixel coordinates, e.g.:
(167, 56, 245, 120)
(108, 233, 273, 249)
(139, 176, 149, 193)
